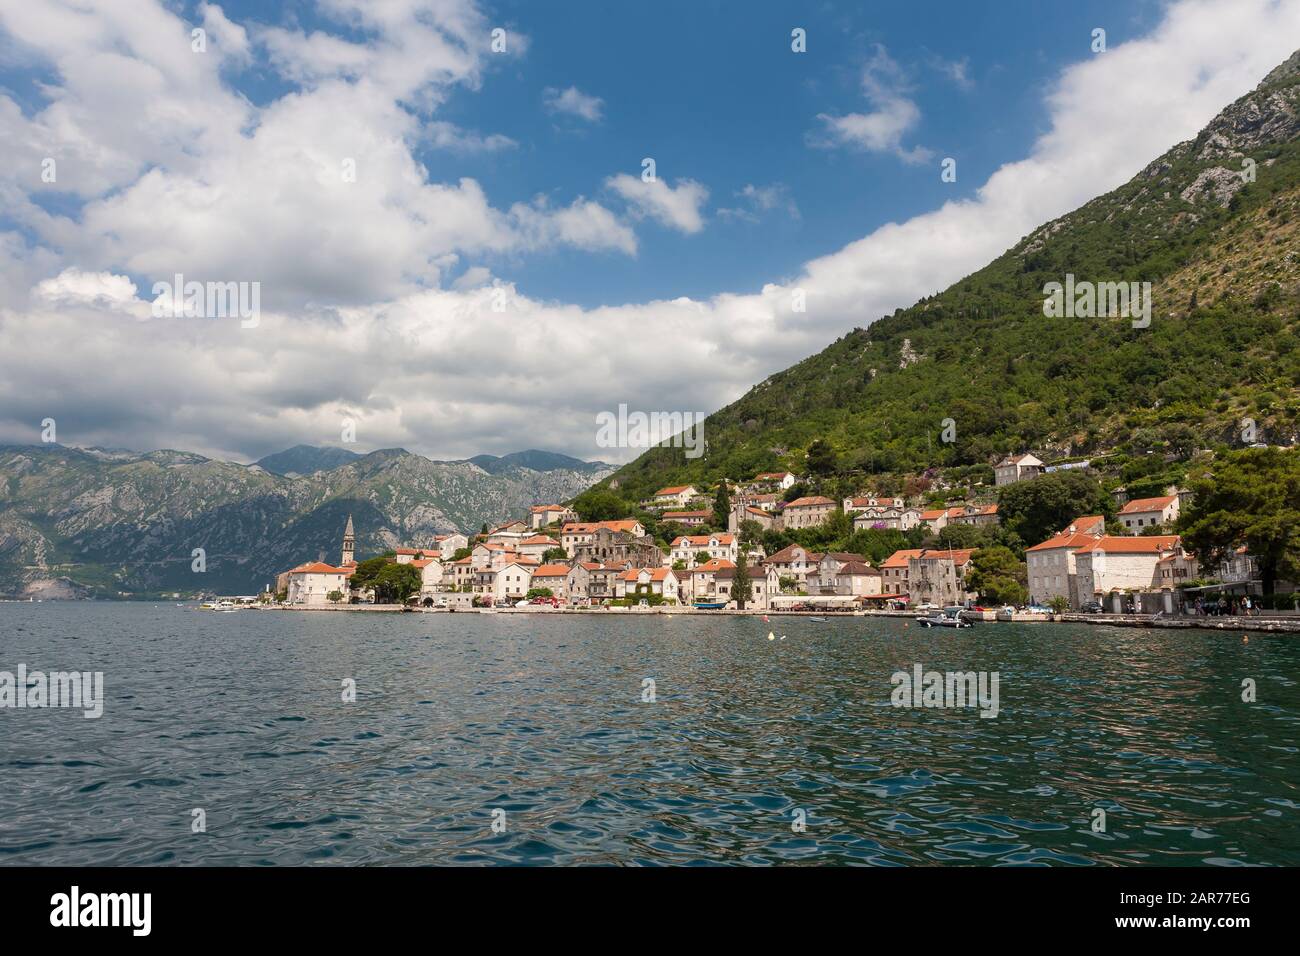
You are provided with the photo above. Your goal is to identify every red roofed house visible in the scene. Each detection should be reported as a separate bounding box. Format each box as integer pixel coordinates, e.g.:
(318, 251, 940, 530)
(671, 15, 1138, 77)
(285, 562, 354, 605)
(560, 520, 647, 557)
(947, 503, 999, 528)
(919, 508, 950, 534)
(585, 561, 629, 602)
(473, 556, 537, 602)
(651, 485, 699, 509)
(907, 549, 977, 607)
(670, 533, 738, 566)
(1060, 515, 1106, 537)
(471, 541, 518, 570)
(846, 496, 922, 531)
(681, 558, 733, 603)
(1026, 532, 1102, 607)
(395, 547, 439, 564)
(809, 552, 881, 596)
(408, 557, 446, 597)
(449, 556, 475, 591)
(782, 495, 837, 529)
(764, 544, 823, 588)
(1074, 535, 1186, 605)
(529, 563, 591, 603)
(712, 561, 782, 609)
(880, 549, 925, 595)
(615, 567, 680, 602)
(1118, 495, 1180, 533)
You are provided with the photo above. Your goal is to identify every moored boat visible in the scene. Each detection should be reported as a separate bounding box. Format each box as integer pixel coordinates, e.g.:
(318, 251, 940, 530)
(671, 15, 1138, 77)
(916, 606, 973, 628)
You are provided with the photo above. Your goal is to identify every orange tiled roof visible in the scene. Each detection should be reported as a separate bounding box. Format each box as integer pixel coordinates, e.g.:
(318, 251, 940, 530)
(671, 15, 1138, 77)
(881, 549, 925, 568)
(289, 562, 352, 575)
(689, 559, 735, 574)
(1077, 535, 1181, 554)
(532, 564, 573, 577)
(1119, 496, 1177, 514)
(1061, 515, 1105, 535)
(672, 533, 735, 546)
(786, 495, 835, 507)
(619, 567, 674, 581)
(1026, 532, 1098, 552)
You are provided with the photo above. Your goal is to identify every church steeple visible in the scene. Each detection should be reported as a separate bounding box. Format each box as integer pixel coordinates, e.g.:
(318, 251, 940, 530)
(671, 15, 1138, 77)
(342, 514, 355, 567)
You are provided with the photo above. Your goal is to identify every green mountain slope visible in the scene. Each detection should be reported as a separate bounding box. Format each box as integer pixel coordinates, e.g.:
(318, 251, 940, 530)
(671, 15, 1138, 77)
(605, 51, 1300, 502)
(254, 444, 361, 476)
(0, 444, 613, 597)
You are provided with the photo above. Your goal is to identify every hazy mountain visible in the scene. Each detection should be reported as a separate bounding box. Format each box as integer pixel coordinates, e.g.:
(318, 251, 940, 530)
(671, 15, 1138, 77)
(605, 48, 1300, 501)
(254, 444, 361, 476)
(0, 444, 613, 598)
(464, 449, 612, 474)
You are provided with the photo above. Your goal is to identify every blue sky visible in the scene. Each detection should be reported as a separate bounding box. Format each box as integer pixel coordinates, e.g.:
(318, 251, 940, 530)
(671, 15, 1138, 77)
(1, 0, 1292, 461)
(163, 0, 1161, 307)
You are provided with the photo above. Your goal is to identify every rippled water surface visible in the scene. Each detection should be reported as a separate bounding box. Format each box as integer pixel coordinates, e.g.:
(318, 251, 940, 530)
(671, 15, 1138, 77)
(1, 603, 1297, 865)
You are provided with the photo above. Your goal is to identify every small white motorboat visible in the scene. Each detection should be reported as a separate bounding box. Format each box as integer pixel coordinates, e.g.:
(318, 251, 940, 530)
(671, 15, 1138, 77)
(916, 606, 973, 628)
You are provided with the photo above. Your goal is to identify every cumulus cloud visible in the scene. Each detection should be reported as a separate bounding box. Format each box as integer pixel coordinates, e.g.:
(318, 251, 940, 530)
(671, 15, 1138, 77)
(604, 174, 709, 234)
(811, 45, 932, 163)
(542, 85, 604, 122)
(0, 0, 626, 312)
(1, 0, 1299, 464)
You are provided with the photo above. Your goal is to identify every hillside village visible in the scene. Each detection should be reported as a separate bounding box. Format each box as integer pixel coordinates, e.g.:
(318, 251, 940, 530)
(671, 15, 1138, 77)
(276, 450, 1291, 614)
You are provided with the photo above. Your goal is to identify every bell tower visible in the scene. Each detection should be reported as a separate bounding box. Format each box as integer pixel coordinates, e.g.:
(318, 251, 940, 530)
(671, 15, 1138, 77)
(342, 514, 355, 567)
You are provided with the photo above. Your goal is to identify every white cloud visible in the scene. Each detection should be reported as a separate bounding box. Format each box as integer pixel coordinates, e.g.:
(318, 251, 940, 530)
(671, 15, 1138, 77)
(811, 44, 932, 164)
(719, 184, 800, 224)
(604, 174, 709, 234)
(0, 1, 626, 311)
(424, 120, 517, 152)
(542, 85, 604, 122)
(1, 0, 1299, 464)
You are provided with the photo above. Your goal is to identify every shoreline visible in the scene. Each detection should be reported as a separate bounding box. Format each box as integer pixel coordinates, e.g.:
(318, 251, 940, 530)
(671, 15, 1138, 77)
(250, 603, 1300, 631)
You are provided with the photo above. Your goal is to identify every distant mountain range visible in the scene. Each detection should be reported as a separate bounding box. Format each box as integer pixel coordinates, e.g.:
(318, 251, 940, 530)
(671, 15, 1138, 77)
(464, 449, 609, 475)
(0, 444, 614, 598)
(607, 48, 1300, 501)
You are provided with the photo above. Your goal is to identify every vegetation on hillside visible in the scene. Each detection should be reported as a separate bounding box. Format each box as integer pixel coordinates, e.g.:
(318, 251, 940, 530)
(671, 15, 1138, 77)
(598, 62, 1300, 511)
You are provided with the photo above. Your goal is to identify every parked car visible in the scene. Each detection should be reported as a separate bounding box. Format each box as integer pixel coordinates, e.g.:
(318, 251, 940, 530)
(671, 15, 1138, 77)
(1080, 601, 1104, 614)
(1026, 604, 1053, 614)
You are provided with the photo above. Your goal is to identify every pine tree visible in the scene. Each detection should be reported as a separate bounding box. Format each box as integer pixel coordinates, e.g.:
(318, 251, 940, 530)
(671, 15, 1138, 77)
(714, 481, 731, 522)
(733, 550, 753, 610)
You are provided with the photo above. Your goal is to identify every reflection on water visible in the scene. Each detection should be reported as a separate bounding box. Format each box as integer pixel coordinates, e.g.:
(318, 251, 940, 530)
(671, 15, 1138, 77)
(1, 603, 1296, 865)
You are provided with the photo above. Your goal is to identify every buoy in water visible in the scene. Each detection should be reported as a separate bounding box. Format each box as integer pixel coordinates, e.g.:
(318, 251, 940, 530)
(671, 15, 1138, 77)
(767, 631, 775, 641)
